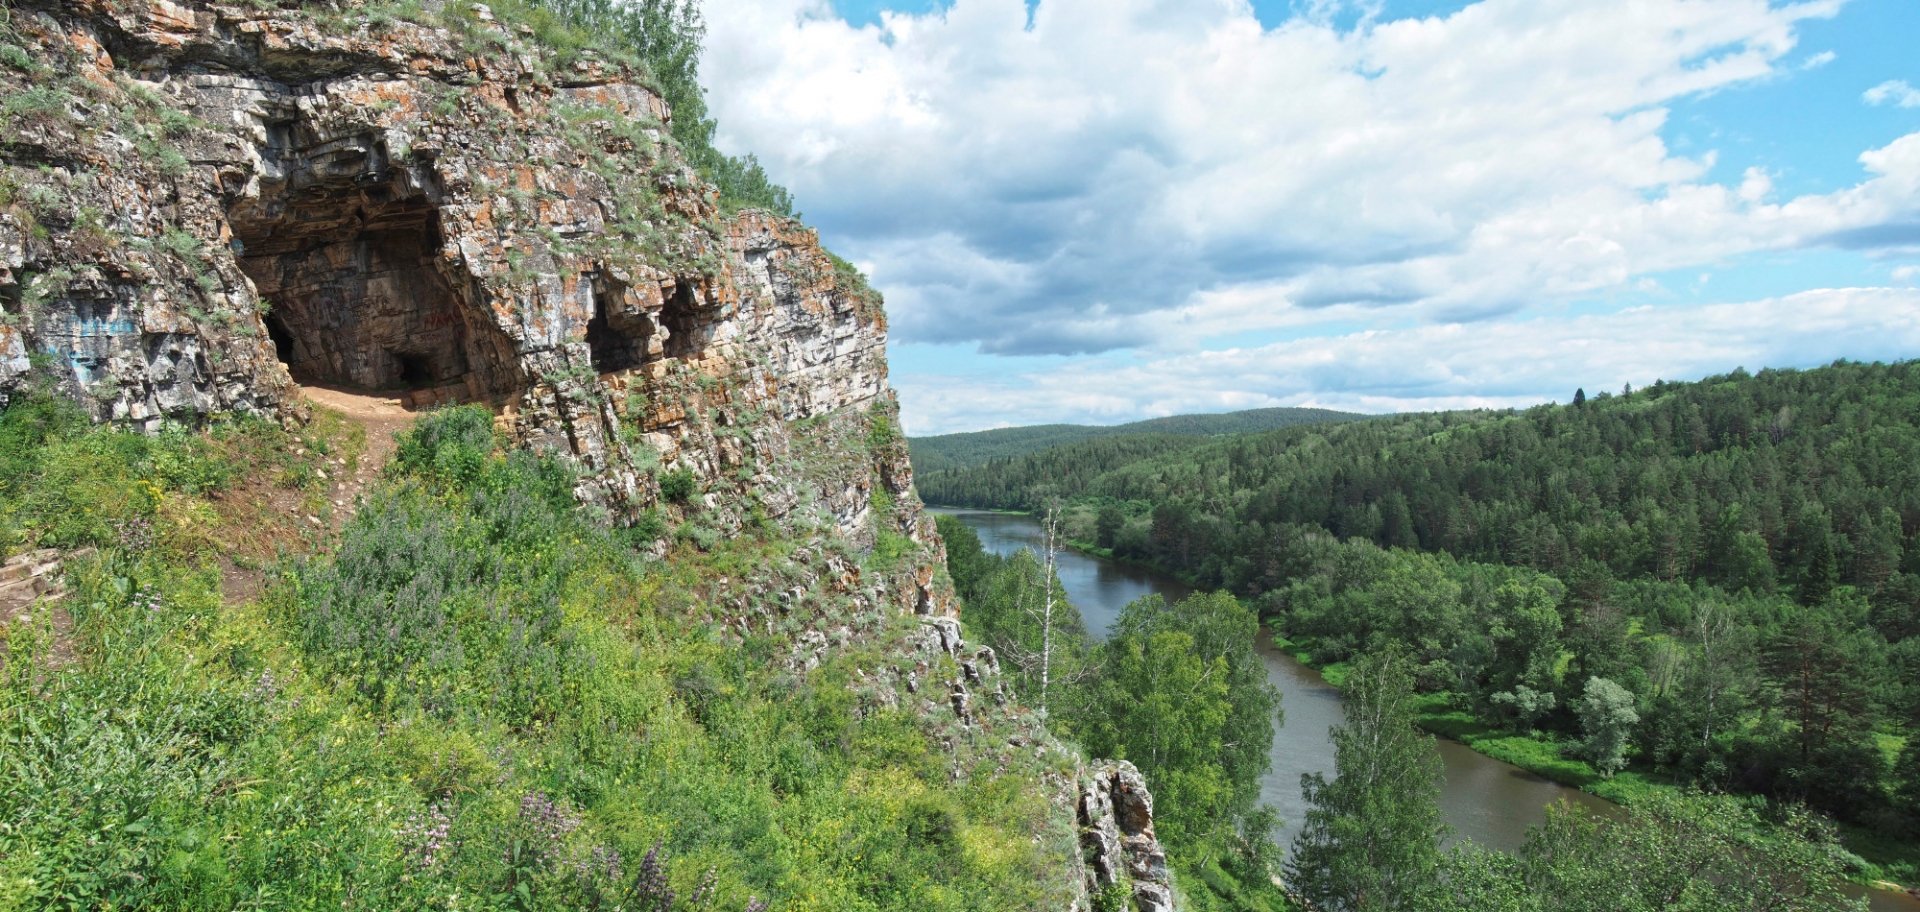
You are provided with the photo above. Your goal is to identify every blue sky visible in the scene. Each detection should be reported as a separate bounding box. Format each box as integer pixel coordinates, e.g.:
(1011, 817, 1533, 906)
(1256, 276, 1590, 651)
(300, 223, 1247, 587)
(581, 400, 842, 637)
(700, 0, 1920, 434)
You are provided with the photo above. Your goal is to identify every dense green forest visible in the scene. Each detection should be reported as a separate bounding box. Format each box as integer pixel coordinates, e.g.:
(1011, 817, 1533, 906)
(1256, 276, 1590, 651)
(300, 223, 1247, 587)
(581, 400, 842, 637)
(909, 406, 1356, 475)
(937, 519, 1873, 911)
(925, 359, 1920, 884)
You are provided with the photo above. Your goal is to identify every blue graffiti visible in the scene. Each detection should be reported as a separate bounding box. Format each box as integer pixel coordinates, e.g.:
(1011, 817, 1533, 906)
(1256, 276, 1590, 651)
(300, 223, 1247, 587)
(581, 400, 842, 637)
(69, 317, 137, 337)
(43, 345, 107, 384)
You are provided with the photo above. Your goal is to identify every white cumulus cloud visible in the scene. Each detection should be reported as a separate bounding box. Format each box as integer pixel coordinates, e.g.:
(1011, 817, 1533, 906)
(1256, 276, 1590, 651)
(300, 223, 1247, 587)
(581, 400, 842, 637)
(1865, 79, 1920, 108)
(894, 287, 1920, 433)
(697, 0, 1920, 430)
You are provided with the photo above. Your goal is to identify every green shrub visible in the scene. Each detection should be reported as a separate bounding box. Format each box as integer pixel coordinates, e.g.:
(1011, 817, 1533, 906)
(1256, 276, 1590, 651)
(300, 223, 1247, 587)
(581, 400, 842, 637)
(0, 43, 33, 73)
(659, 466, 698, 504)
(391, 405, 497, 489)
(867, 407, 899, 452)
(625, 506, 667, 544)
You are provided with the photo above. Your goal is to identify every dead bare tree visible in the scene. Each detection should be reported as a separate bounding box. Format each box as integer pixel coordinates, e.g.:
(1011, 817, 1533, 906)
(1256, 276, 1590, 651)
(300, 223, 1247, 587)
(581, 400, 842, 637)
(1038, 499, 1058, 713)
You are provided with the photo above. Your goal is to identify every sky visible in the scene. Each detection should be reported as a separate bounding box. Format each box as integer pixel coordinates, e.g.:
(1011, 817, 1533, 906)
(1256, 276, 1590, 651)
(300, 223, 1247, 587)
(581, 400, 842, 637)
(697, 0, 1920, 435)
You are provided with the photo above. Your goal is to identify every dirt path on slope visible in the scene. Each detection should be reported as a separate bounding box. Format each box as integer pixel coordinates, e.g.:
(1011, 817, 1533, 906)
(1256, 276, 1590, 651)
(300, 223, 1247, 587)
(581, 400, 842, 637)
(216, 386, 419, 606)
(300, 385, 418, 514)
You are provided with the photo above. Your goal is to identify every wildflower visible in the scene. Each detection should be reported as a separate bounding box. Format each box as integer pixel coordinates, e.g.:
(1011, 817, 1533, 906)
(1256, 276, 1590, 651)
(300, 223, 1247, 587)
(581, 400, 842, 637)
(399, 803, 453, 871)
(689, 867, 717, 905)
(625, 841, 672, 909)
(247, 669, 280, 702)
(517, 791, 582, 845)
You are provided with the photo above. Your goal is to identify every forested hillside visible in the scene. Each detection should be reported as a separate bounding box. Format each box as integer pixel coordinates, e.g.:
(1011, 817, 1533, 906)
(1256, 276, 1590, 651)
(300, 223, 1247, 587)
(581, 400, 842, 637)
(909, 406, 1357, 475)
(931, 359, 1920, 884)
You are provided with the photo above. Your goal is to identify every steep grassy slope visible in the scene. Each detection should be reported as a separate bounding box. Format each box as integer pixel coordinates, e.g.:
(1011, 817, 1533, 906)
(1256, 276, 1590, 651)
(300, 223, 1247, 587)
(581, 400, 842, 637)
(1, 398, 1096, 911)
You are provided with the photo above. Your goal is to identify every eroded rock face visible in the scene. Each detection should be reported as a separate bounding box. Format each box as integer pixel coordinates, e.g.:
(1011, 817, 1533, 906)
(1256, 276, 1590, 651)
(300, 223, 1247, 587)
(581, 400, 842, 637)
(0, 0, 893, 541)
(1081, 761, 1177, 912)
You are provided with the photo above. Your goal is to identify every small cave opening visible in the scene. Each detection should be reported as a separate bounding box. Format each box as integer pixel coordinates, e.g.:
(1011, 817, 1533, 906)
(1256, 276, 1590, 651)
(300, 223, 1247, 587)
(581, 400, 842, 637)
(226, 126, 521, 407)
(391, 350, 436, 388)
(661, 280, 703, 361)
(585, 297, 652, 375)
(263, 313, 296, 364)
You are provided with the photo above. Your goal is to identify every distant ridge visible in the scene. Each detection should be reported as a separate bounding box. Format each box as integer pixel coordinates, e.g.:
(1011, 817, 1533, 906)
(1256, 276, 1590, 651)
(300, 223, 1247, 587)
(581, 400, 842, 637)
(908, 406, 1361, 474)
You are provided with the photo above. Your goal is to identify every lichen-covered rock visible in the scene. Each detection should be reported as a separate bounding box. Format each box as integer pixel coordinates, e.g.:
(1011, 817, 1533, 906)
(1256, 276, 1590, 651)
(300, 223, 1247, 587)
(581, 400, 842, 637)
(1081, 760, 1177, 912)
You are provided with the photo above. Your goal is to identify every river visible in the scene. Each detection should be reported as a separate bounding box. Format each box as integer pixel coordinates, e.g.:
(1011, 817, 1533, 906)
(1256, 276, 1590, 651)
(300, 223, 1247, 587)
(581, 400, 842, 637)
(934, 508, 1918, 912)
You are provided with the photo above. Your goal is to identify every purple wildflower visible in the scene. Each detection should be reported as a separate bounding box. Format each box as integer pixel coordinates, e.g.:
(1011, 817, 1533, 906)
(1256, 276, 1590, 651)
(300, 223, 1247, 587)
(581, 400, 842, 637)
(399, 802, 453, 871)
(247, 669, 280, 702)
(626, 841, 673, 910)
(518, 791, 582, 846)
(116, 517, 154, 552)
(689, 867, 717, 905)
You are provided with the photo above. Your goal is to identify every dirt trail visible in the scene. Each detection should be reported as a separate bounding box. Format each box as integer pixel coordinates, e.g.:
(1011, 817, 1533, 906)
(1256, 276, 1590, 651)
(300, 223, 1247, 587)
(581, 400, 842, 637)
(215, 386, 420, 606)
(301, 385, 419, 516)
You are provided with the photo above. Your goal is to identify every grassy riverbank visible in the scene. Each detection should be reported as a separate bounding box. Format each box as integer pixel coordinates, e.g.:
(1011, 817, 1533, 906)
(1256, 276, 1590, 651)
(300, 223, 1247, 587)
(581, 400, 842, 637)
(935, 506, 1920, 897)
(1269, 630, 1920, 894)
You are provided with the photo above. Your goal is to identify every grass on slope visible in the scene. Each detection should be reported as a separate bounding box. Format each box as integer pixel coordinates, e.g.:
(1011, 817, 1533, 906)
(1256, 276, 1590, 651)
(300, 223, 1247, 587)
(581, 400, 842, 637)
(1, 401, 1083, 911)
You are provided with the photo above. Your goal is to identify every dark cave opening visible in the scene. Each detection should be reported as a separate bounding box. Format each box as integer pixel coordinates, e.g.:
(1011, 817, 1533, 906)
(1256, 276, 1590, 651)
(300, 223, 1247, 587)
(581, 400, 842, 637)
(226, 126, 521, 406)
(586, 296, 651, 375)
(264, 313, 296, 364)
(661, 280, 702, 361)
(232, 210, 508, 399)
(391, 350, 435, 388)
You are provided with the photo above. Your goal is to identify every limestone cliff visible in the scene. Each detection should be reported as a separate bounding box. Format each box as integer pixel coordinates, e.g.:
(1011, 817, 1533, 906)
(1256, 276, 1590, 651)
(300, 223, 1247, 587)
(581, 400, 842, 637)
(0, 1, 1173, 908)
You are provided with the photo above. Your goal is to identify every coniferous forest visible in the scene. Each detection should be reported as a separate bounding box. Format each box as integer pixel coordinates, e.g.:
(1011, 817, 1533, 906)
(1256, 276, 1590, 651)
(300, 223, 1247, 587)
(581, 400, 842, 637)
(919, 359, 1920, 888)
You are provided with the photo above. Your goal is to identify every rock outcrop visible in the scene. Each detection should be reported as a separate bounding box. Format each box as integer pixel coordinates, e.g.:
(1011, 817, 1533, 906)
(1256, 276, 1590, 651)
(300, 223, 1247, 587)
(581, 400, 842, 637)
(0, 1, 1172, 907)
(0, 0, 892, 540)
(1081, 761, 1176, 912)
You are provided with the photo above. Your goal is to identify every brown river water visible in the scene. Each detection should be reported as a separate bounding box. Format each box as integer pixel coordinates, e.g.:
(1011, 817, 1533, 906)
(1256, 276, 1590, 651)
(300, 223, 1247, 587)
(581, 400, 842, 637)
(934, 508, 1918, 911)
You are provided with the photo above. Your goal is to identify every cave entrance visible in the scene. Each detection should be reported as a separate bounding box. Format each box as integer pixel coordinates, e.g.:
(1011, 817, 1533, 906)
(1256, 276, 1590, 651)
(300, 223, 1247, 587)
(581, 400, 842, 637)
(662, 280, 701, 361)
(264, 313, 296, 363)
(583, 275, 708, 377)
(227, 130, 520, 408)
(391, 350, 435, 388)
(586, 296, 652, 375)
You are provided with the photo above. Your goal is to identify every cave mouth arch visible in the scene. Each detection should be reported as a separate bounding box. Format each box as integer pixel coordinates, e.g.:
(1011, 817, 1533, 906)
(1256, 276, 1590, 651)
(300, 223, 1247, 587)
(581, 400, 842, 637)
(227, 130, 521, 408)
(583, 274, 707, 378)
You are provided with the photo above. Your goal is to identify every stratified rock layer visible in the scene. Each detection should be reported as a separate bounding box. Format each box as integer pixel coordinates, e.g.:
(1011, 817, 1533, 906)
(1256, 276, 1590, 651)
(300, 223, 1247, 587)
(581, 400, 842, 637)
(0, 2, 1173, 907)
(0, 0, 893, 537)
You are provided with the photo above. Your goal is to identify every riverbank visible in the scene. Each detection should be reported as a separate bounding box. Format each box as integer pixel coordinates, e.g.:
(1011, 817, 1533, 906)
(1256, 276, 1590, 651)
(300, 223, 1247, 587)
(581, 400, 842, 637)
(1268, 629, 1920, 897)
(934, 506, 1920, 904)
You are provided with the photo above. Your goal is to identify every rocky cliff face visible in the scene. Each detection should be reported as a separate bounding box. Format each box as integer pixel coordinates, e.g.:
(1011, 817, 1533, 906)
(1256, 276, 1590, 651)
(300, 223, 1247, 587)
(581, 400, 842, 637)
(0, 1, 1172, 907)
